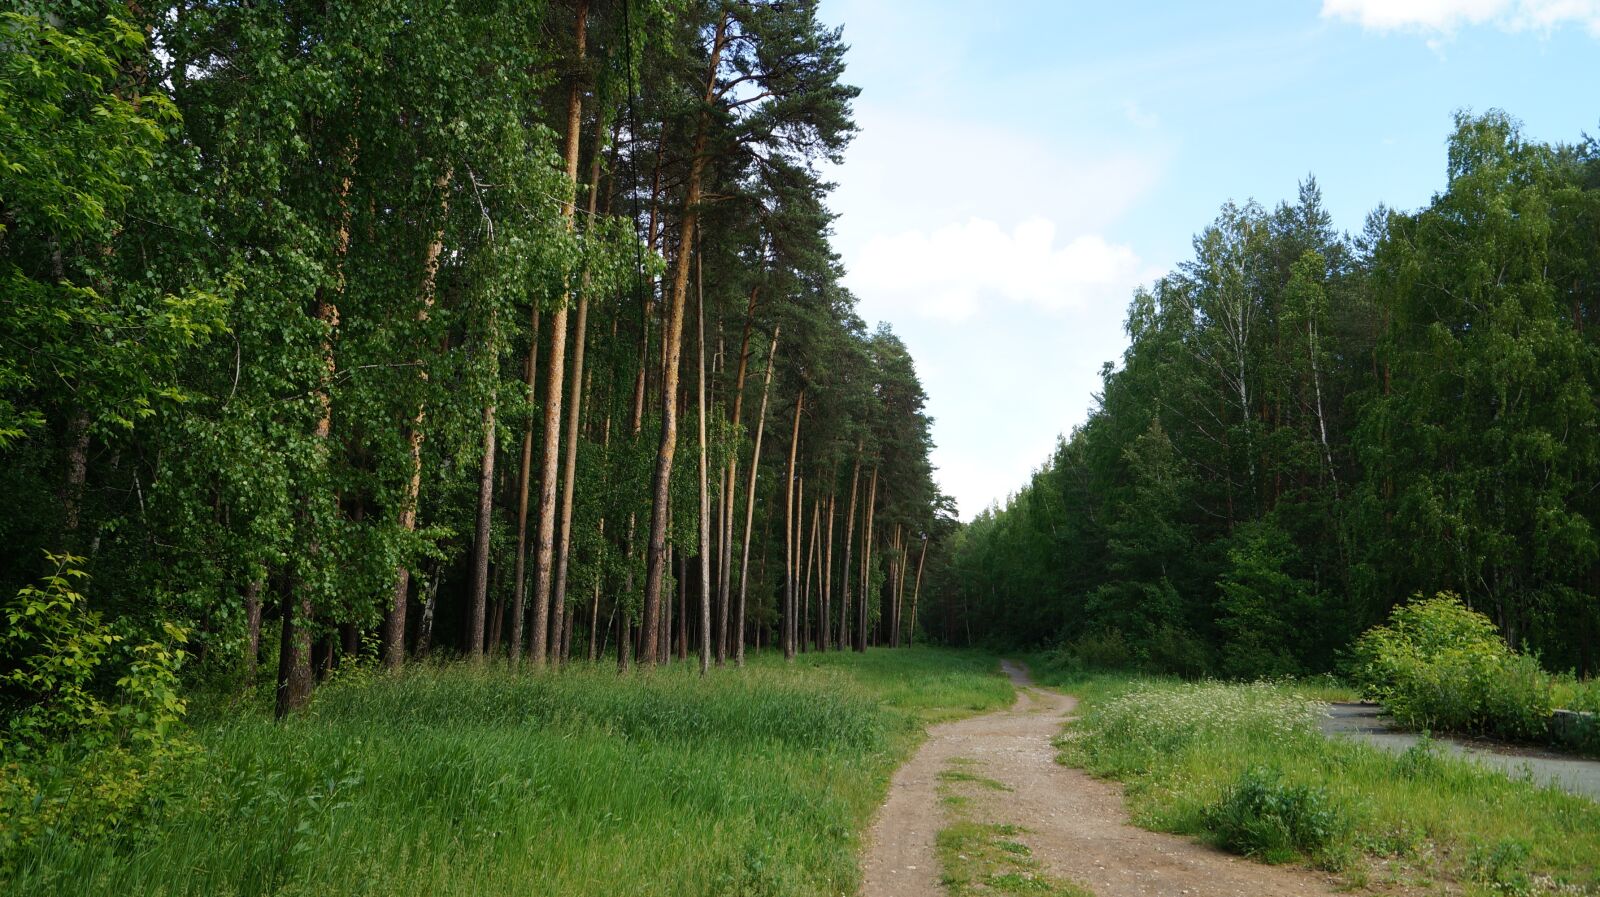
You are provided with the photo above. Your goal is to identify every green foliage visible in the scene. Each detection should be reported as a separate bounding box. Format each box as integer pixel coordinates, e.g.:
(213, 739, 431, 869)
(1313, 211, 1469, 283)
(1350, 594, 1553, 740)
(0, 555, 188, 755)
(1202, 766, 1348, 864)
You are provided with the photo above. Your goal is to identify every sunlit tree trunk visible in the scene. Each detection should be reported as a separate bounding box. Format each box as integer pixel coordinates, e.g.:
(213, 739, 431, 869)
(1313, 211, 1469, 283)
(838, 447, 860, 650)
(532, 0, 589, 666)
(717, 286, 759, 664)
(641, 14, 728, 666)
(736, 327, 780, 665)
(782, 388, 805, 660)
(856, 466, 878, 652)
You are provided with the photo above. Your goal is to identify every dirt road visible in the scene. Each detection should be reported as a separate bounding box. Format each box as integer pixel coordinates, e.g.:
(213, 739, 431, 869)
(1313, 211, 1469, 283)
(860, 660, 1342, 896)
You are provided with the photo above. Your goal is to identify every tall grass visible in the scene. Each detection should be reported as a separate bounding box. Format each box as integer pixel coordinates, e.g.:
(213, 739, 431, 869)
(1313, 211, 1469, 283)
(1059, 675, 1600, 895)
(4, 647, 1009, 896)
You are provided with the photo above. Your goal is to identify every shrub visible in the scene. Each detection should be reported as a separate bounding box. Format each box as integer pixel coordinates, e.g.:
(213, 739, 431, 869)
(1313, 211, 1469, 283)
(0, 554, 189, 754)
(1067, 628, 1136, 671)
(1202, 766, 1348, 864)
(1348, 594, 1551, 741)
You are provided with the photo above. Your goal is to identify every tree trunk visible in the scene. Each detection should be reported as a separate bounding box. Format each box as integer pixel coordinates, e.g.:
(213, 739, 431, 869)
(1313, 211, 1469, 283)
(243, 574, 263, 684)
(839, 448, 860, 650)
(275, 587, 313, 718)
(803, 498, 819, 653)
(822, 491, 836, 651)
(717, 286, 760, 664)
(696, 250, 713, 675)
(781, 387, 805, 661)
(909, 535, 928, 646)
(384, 168, 452, 671)
(736, 327, 780, 666)
(640, 14, 728, 666)
(508, 306, 540, 669)
(552, 108, 606, 668)
(467, 310, 499, 664)
(856, 466, 878, 652)
(283, 141, 357, 708)
(416, 561, 440, 659)
(532, 0, 589, 666)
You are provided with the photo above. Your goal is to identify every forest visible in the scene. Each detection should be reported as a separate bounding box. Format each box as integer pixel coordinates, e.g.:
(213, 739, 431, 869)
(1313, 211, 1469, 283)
(1, 0, 947, 732)
(7, 3, 1600, 895)
(931, 113, 1600, 681)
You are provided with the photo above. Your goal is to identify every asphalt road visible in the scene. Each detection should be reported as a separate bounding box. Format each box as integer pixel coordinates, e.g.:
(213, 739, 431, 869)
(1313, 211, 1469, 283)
(1319, 703, 1600, 802)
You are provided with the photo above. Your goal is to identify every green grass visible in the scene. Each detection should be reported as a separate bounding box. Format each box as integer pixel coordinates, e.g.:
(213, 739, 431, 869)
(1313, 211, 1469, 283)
(3, 646, 1011, 897)
(1056, 675, 1600, 896)
(935, 758, 1093, 897)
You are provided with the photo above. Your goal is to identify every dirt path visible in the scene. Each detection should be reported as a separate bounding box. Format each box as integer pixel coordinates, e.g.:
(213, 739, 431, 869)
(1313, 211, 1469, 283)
(860, 660, 1342, 897)
(1321, 702, 1600, 801)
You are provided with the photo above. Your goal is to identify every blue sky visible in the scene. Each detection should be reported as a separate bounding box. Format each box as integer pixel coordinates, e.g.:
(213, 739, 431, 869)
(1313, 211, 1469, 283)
(816, 0, 1600, 519)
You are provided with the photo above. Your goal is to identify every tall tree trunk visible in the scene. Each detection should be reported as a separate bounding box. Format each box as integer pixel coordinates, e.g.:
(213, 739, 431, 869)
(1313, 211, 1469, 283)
(856, 466, 878, 653)
(803, 498, 819, 653)
(552, 110, 606, 668)
(822, 491, 835, 651)
(696, 249, 713, 675)
(508, 307, 540, 669)
(384, 168, 452, 671)
(781, 388, 805, 661)
(736, 327, 780, 666)
(283, 141, 357, 711)
(467, 310, 499, 664)
(532, 0, 589, 666)
(909, 535, 928, 646)
(717, 286, 760, 664)
(641, 14, 728, 666)
(839, 447, 860, 650)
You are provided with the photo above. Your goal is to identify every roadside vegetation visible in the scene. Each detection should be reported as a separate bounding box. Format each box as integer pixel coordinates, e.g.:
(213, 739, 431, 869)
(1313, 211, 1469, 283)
(1350, 594, 1599, 752)
(1, 648, 1008, 896)
(1050, 669, 1600, 896)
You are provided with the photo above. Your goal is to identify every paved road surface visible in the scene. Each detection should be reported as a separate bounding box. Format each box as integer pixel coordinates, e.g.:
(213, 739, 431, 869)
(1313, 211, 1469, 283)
(1320, 703, 1600, 801)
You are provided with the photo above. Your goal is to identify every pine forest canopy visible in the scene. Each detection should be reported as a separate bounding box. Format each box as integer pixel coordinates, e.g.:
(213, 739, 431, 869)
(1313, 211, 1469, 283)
(1, 0, 941, 722)
(1, 0, 1598, 738)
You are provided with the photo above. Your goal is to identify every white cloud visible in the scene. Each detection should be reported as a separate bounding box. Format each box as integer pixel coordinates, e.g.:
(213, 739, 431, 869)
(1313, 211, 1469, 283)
(1321, 0, 1600, 35)
(849, 217, 1149, 322)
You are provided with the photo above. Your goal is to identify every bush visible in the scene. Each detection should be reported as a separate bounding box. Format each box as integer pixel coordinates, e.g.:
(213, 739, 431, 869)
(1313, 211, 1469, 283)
(1066, 628, 1136, 671)
(1, 555, 189, 754)
(1348, 594, 1551, 741)
(1202, 766, 1348, 864)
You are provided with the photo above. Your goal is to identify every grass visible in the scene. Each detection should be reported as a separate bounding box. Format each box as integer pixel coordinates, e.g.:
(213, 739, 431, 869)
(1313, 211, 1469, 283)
(2, 646, 1011, 897)
(1053, 673, 1600, 897)
(935, 758, 1093, 897)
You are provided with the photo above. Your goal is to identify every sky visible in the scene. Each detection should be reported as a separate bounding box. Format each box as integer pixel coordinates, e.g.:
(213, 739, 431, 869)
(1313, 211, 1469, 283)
(814, 0, 1600, 520)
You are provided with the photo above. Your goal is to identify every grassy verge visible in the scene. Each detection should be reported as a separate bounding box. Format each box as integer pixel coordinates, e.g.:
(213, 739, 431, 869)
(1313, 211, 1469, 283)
(3, 646, 1010, 897)
(1055, 674, 1600, 896)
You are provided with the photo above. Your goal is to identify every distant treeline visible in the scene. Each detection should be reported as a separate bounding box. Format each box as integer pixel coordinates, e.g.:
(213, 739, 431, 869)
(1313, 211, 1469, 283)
(930, 113, 1600, 678)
